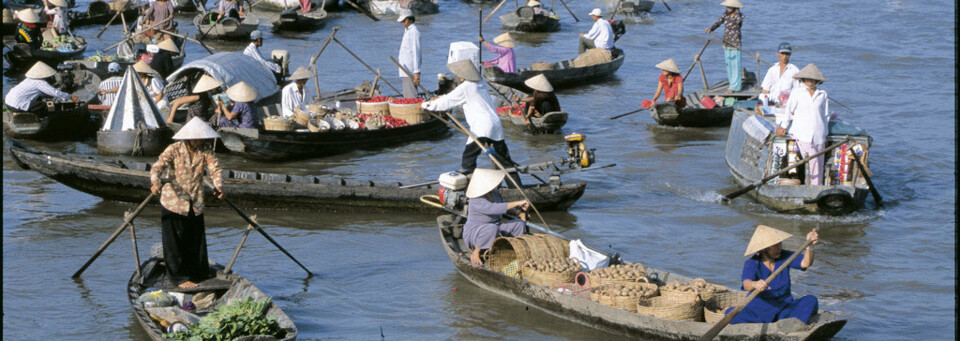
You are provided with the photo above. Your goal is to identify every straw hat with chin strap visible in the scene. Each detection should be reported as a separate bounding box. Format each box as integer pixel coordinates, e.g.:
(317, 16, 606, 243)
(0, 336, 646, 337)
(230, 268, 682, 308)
(524, 74, 553, 92)
(17, 9, 40, 24)
(157, 38, 179, 53)
(720, 0, 742, 8)
(226, 81, 258, 103)
(466, 168, 507, 198)
(289, 66, 314, 81)
(25, 61, 56, 79)
(493, 33, 516, 48)
(655, 58, 681, 74)
(447, 59, 481, 82)
(744, 225, 793, 256)
(173, 117, 221, 140)
(793, 63, 827, 83)
(192, 74, 223, 93)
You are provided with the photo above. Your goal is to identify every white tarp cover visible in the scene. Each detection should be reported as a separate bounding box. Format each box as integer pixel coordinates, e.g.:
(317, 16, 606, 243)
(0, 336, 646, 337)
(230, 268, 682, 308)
(166, 52, 279, 103)
(101, 66, 166, 131)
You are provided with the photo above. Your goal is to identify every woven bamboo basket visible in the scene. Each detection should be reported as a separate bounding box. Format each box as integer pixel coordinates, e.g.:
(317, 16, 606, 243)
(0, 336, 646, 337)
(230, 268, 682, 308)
(484, 237, 532, 277)
(704, 291, 747, 324)
(388, 102, 427, 124)
(293, 109, 312, 126)
(523, 265, 578, 287)
(590, 282, 659, 312)
(538, 234, 570, 258)
(518, 235, 555, 260)
(588, 263, 650, 287)
(263, 118, 295, 131)
(307, 116, 329, 132)
(636, 294, 704, 321)
(356, 100, 391, 115)
(661, 279, 728, 302)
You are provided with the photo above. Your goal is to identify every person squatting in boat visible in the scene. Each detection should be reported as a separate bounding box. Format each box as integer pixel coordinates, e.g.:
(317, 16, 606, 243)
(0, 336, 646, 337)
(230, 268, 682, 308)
(462, 169, 530, 265)
(514, 74, 561, 125)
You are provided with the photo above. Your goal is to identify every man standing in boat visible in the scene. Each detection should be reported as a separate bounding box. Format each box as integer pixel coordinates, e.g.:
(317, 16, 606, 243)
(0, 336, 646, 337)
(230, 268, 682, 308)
(579, 8, 614, 54)
(760, 42, 800, 109)
(704, 0, 744, 93)
(775, 64, 829, 186)
(397, 9, 421, 99)
(4, 62, 78, 113)
(244, 30, 283, 78)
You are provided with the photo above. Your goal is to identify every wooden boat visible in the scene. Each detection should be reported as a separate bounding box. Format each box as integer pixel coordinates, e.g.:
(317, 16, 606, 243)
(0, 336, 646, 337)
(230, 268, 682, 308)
(270, 7, 327, 32)
(2, 68, 102, 140)
(437, 214, 848, 340)
(67, 0, 143, 27)
(7, 141, 588, 212)
(608, 0, 654, 15)
(128, 257, 298, 340)
(724, 105, 873, 215)
(355, 0, 438, 16)
(483, 49, 625, 91)
(650, 70, 760, 127)
(193, 12, 260, 40)
(65, 39, 188, 81)
(252, 0, 338, 12)
(500, 7, 560, 32)
(4, 37, 88, 71)
(486, 84, 567, 133)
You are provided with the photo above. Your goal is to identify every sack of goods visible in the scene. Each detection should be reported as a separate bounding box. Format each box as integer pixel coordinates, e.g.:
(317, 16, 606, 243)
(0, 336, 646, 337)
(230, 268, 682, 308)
(138, 290, 177, 308)
(356, 96, 393, 115)
(522, 258, 581, 286)
(590, 282, 659, 312)
(586, 262, 648, 287)
(572, 48, 612, 68)
(388, 97, 427, 124)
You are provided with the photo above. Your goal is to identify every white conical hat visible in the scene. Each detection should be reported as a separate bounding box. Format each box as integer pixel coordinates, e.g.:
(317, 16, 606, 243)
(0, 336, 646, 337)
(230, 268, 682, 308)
(493, 32, 515, 48)
(793, 63, 827, 83)
(133, 61, 156, 75)
(524, 74, 553, 92)
(157, 38, 179, 53)
(226, 81, 258, 102)
(172, 117, 220, 140)
(50, 0, 68, 7)
(17, 9, 40, 24)
(744, 225, 793, 256)
(720, 0, 742, 8)
(655, 58, 680, 74)
(447, 59, 480, 82)
(192, 74, 223, 93)
(101, 66, 166, 131)
(289, 66, 313, 80)
(25, 61, 56, 79)
(466, 168, 507, 198)
(527, 0, 541, 6)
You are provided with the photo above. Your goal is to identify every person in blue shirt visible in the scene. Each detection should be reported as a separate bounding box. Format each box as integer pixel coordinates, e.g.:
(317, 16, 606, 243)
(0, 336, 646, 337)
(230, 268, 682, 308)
(217, 81, 260, 129)
(728, 225, 820, 324)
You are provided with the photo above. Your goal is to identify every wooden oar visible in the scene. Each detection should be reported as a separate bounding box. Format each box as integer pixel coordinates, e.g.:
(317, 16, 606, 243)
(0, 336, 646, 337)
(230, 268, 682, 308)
(659, 0, 671, 11)
(606, 108, 644, 120)
(683, 38, 711, 80)
(126, 210, 142, 278)
(340, 0, 379, 22)
(100, 15, 174, 52)
(333, 37, 402, 95)
(224, 214, 256, 274)
(483, 0, 508, 22)
(722, 137, 852, 202)
(309, 27, 340, 99)
(391, 56, 554, 231)
(156, 28, 215, 54)
(850, 144, 882, 206)
(556, 0, 578, 22)
(699, 236, 816, 340)
(72, 193, 155, 278)
(96, 0, 130, 38)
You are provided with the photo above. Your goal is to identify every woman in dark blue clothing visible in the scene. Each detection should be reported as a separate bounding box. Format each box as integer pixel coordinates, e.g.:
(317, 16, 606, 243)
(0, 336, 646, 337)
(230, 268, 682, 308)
(728, 225, 820, 324)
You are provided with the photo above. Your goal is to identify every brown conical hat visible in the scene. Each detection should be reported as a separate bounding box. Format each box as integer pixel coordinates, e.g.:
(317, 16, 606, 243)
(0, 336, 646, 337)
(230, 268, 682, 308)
(447, 59, 480, 82)
(744, 225, 793, 256)
(493, 32, 515, 48)
(466, 168, 507, 198)
(157, 38, 179, 53)
(226, 81, 258, 102)
(133, 61, 157, 75)
(720, 0, 742, 8)
(16, 9, 40, 24)
(25, 61, 56, 79)
(655, 58, 680, 74)
(172, 117, 220, 140)
(524, 74, 553, 92)
(793, 63, 827, 83)
(289, 66, 313, 80)
(192, 74, 223, 93)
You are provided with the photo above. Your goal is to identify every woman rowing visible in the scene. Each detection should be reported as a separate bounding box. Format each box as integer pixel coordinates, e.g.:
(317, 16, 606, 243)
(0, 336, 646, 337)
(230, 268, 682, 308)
(463, 169, 530, 266)
(650, 58, 686, 110)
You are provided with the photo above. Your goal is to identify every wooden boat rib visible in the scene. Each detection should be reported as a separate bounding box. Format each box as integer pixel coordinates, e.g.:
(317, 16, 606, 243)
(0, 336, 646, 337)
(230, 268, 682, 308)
(500, 7, 561, 32)
(128, 257, 297, 340)
(6, 141, 587, 212)
(724, 106, 872, 215)
(650, 70, 759, 127)
(438, 214, 847, 340)
(483, 49, 625, 91)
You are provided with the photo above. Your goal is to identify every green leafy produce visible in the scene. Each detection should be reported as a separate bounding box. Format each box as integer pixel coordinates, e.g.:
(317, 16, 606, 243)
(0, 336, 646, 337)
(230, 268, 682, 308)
(163, 297, 287, 341)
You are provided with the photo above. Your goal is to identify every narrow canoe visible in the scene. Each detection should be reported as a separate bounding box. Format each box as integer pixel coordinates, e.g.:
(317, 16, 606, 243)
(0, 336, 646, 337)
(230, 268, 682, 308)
(650, 71, 760, 127)
(193, 12, 260, 40)
(128, 257, 298, 340)
(483, 49, 625, 91)
(2, 69, 102, 141)
(500, 7, 560, 33)
(270, 7, 328, 32)
(437, 214, 847, 340)
(486, 84, 567, 133)
(356, 0, 438, 16)
(7, 141, 588, 212)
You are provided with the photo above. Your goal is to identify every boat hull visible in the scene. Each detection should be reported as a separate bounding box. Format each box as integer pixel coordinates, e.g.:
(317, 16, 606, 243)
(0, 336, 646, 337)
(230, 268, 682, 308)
(484, 51, 625, 91)
(4, 42, 87, 70)
(2, 103, 99, 141)
(193, 12, 260, 40)
(500, 11, 560, 32)
(97, 127, 174, 156)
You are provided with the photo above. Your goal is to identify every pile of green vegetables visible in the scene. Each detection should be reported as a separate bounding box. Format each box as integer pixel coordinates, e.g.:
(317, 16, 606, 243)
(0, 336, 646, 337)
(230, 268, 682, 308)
(163, 297, 287, 341)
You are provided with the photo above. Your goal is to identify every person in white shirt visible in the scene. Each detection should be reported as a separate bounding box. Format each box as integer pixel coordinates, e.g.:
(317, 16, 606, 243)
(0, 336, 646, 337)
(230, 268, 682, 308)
(776, 64, 829, 186)
(97, 63, 125, 107)
(281, 67, 312, 118)
(396, 9, 421, 98)
(421, 60, 521, 186)
(43, 0, 70, 36)
(243, 30, 282, 75)
(4, 61, 77, 112)
(760, 42, 801, 107)
(579, 8, 613, 54)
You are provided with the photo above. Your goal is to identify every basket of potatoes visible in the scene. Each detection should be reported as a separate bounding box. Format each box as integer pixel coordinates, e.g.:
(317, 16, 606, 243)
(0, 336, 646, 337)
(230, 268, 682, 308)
(587, 262, 649, 287)
(589, 282, 659, 312)
(660, 278, 728, 302)
(521, 258, 581, 287)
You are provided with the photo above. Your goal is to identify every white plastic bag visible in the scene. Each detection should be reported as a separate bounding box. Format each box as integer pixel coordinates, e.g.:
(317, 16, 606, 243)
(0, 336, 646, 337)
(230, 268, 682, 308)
(568, 239, 609, 271)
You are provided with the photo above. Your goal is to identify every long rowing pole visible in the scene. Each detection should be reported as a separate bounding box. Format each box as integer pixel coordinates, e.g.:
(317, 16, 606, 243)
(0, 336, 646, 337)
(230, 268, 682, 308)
(334, 37, 402, 95)
(72, 193, 155, 278)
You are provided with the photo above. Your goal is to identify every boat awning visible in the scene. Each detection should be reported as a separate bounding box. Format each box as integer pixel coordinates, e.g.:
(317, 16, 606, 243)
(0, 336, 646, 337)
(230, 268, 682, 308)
(101, 66, 166, 131)
(165, 52, 279, 103)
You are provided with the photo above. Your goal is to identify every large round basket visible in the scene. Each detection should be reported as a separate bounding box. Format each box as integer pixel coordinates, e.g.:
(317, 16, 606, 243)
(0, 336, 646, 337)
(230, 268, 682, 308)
(293, 109, 312, 126)
(523, 265, 578, 287)
(484, 236, 532, 277)
(587, 263, 650, 287)
(517, 235, 554, 260)
(537, 234, 570, 258)
(388, 102, 428, 124)
(590, 282, 659, 312)
(704, 291, 747, 323)
(636, 294, 704, 321)
(661, 279, 728, 302)
(263, 118, 295, 131)
(356, 100, 391, 115)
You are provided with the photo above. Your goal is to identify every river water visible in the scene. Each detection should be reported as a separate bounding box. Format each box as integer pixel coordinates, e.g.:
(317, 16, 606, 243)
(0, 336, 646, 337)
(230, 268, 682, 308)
(2, 0, 955, 339)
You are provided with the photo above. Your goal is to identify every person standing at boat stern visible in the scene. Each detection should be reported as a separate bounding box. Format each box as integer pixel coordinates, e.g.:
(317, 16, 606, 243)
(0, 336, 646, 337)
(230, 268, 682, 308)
(14, 9, 43, 50)
(728, 225, 819, 324)
(397, 9, 421, 99)
(775, 64, 829, 186)
(4, 62, 78, 112)
(143, 0, 175, 40)
(149, 117, 225, 289)
(704, 0, 744, 93)
(421, 60, 522, 187)
(579, 8, 614, 54)
(463, 169, 530, 265)
(480, 33, 517, 74)
(651, 58, 686, 110)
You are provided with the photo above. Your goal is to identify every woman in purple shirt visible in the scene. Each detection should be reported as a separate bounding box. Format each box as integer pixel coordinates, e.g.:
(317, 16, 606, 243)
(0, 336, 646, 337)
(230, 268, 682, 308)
(218, 81, 260, 129)
(463, 169, 530, 265)
(479, 33, 517, 74)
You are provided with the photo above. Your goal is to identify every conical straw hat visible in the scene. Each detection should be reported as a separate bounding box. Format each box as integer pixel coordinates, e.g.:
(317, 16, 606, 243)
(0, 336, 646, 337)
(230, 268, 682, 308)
(655, 58, 680, 74)
(793, 63, 827, 83)
(50, 0, 68, 7)
(192, 74, 223, 93)
(493, 32, 515, 48)
(720, 0, 742, 8)
(466, 168, 507, 198)
(226, 81, 258, 102)
(25, 61, 56, 79)
(447, 59, 480, 82)
(527, 0, 541, 7)
(524, 74, 553, 92)
(289, 66, 313, 80)
(17, 9, 40, 24)
(133, 61, 156, 75)
(744, 225, 793, 256)
(172, 117, 220, 140)
(157, 38, 179, 53)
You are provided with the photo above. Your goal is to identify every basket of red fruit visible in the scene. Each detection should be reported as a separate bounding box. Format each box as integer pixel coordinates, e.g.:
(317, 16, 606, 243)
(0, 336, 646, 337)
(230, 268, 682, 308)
(356, 96, 393, 115)
(496, 105, 524, 117)
(389, 97, 427, 124)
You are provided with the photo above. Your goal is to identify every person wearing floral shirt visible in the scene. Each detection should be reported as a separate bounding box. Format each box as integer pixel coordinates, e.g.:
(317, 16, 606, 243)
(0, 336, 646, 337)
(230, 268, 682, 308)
(705, 0, 744, 92)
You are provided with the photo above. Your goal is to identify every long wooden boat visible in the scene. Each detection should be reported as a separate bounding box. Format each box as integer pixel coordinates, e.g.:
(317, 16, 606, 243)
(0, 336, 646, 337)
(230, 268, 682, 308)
(355, 0, 438, 16)
(607, 0, 654, 15)
(437, 214, 847, 340)
(4, 39, 87, 71)
(128, 257, 298, 340)
(7, 142, 587, 212)
(500, 7, 560, 32)
(2, 102, 99, 140)
(68, 0, 143, 27)
(193, 12, 260, 40)
(724, 105, 873, 215)
(252, 0, 338, 12)
(650, 71, 760, 127)
(483, 49, 625, 91)
(270, 7, 327, 32)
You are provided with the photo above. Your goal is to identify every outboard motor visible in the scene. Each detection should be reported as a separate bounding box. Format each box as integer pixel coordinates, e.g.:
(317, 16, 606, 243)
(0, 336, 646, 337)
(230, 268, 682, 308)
(610, 19, 626, 42)
(54, 62, 77, 92)
(565, 133, 595, 168)
(437, 171, 469, 210)
(271, 49, 290, 80)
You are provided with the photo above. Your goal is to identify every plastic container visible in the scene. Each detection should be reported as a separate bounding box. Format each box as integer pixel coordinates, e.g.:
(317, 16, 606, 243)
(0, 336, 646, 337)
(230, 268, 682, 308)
(438, 171, 468, 190)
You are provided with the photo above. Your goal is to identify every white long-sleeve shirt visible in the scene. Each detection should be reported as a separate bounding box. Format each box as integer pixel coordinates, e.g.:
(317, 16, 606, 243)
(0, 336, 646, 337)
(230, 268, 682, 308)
(397, 24, 421, 78)
(583, 19, 614, 50)
(760, 62, 801, 100)
(243, 43, 282, 74)
(422, 81, 504, 144)
(281, 82, 305, 118)
(784, 87, 829, 145)
(4, 78, 71, 111)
